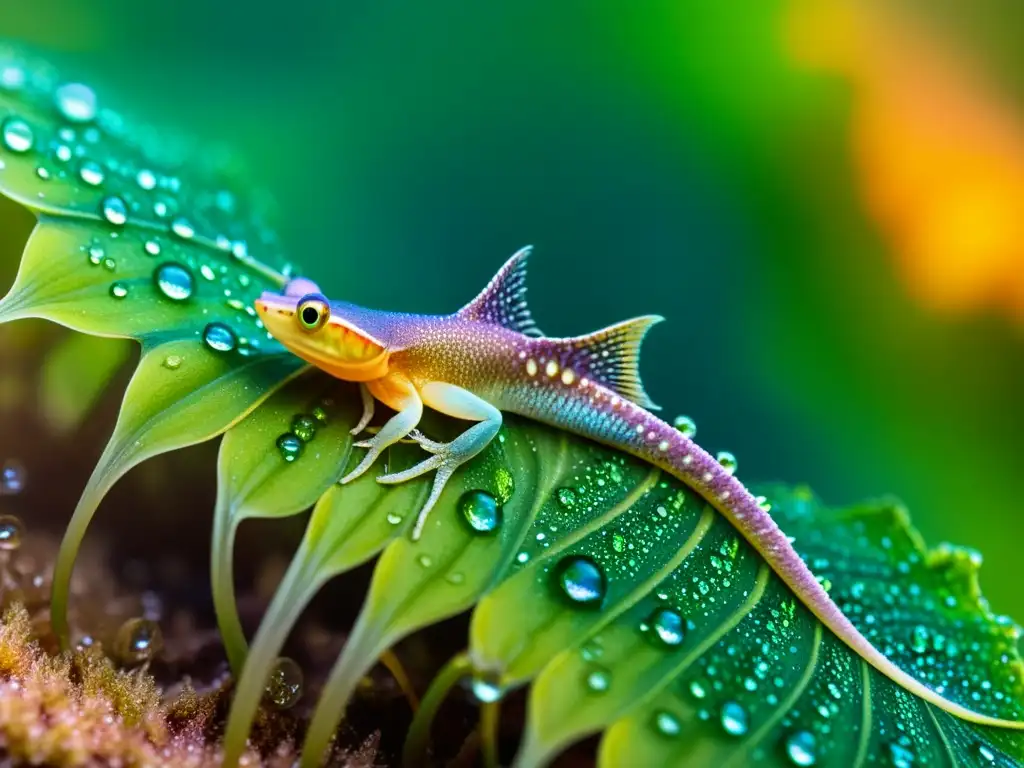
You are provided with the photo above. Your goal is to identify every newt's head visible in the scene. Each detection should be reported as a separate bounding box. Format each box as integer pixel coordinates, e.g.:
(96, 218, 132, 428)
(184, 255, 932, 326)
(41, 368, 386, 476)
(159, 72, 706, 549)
(255, 278, 390, 381)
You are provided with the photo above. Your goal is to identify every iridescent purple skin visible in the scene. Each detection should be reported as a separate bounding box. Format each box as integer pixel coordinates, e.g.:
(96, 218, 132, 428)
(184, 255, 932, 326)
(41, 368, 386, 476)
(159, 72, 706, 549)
(255, 247, 1024, 729)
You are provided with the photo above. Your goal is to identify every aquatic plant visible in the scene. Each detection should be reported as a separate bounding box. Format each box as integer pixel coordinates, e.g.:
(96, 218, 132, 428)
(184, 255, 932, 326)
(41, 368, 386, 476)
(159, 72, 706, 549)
(0, 44, 1022, 767)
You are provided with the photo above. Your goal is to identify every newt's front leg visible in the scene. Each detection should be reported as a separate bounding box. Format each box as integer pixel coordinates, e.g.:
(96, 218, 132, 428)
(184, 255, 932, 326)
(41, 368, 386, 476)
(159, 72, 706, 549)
(340, 375, 422, 484)
(376, 382, 502, 540)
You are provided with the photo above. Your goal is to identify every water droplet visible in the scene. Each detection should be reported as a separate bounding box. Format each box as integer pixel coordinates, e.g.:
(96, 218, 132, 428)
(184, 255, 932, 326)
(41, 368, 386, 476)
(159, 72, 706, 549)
(458, 490, 501, 534)
(55, 83, 97, 122)
(170, 217, 195, 239)
(311, 405, 329, 424)
(113, 618, 162, 665)
(136, 168, 157, 190)
(888, 742, 916, 768)
(203, 322, 238, 353)
(199, 264, 216, 281)
(585, 666, 611, 693)
(386, 513, 403, 525)
(78, 160, 104, 186)
(1, 117, 34, 153)
(265, 657, 303, 709)
(720, 701, 748, 736)
(672, 415, 696, 438)
(555, 555, 606, 607)
(291, 415, 318, 442)
(0, 66, 25, 90)
(1, 460, 25, 495)
(162, 355, 182, 371)
(976, 744, 996, 763)
(417, 554, 433, 568)
(611, 532, 626, 552)
(101, 195, 128, 226)
(153, 262, 195, 302)
(716, 451, 738, 475)
(689, 680, 706, 699)
(87, 245, 104, 266)
(109, 282, 128, 299)
(653, 710, 681, 737)
(144, 239, 161, 256)
(645, 607, 685, 647)
(276, 433, 304, 462)
(785, 731, 817, 766)
(471, 672, 505, 703)
(0, 515, 24, 550)
(556, 487, 577, 509)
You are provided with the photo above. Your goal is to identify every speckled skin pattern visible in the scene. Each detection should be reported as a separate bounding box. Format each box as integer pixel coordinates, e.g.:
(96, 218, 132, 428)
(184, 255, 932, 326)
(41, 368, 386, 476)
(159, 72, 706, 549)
(254, 249, 1023, 729)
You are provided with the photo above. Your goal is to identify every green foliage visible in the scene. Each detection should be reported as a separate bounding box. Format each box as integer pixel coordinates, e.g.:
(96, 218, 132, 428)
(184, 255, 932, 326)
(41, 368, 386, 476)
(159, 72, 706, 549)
(1, 43, 1023, 768)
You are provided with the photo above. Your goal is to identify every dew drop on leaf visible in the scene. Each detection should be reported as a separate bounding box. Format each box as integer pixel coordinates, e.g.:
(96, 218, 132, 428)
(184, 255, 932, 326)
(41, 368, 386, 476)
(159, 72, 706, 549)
(136, 168, 157, 190)
(202, 322, 237, 353)
(1, 117, 34, 153)
(458, 490, 502, 534)
(720, 701, 748, 736)
(472, 672, 505, 703)
(611, 532, 626, 553)
(556, 487, 577, 509)
(109, 282, 128, 299)
(153, 262, 195, 302)
(265, 657, 303, 709)
(716, 451, 738, 475)
(101, 195, 128, 226)
(653, 710, 682, 738)
(291, 415, 318, 443)
(78, 160, 104, 186)
(0, 514, 24, 550)
(554, 555, 606, 607)
(785, 730, 817, 766)
(54, 82, 97, 123)
(976, 744, 996, 763)
(584, 666, 611, 693)
(171, 216, 195, 239)
(162, 355, 183, 371)
(311, 405, 329, 424)
(646, 607, 685, 647)
(672, 415, 697, 438)
(114, 618, 162, 665)
(1, 460, 26, 495)
(276, 433, 303, 462)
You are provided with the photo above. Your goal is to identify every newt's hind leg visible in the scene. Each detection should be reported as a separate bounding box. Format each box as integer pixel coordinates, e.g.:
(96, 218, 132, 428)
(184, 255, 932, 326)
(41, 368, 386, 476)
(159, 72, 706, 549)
(376, 382, 502, 540)
(340, 375, 422, 484)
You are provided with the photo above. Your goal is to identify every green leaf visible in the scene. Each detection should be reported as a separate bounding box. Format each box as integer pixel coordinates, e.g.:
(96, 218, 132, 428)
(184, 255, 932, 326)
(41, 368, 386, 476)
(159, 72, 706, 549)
(0, 47, 306, 646)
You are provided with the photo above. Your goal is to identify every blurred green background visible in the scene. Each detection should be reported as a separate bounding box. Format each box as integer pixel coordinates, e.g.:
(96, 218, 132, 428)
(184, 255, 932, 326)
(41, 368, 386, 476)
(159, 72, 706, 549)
(1, 1, 1022, 620)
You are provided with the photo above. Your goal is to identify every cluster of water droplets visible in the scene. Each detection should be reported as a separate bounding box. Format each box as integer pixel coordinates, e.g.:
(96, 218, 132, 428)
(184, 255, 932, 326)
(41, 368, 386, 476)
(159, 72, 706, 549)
(1, 53, 301, 359)
(275, 400, 333, 463)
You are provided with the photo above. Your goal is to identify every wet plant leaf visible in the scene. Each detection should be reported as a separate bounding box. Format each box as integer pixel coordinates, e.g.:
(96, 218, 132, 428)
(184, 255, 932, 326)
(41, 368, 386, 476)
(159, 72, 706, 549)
(0, 43, 1022, 768)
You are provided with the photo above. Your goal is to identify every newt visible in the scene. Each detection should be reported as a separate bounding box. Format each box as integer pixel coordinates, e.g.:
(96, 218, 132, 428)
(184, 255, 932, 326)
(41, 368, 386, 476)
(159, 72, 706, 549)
(254, 246, 1024, 729)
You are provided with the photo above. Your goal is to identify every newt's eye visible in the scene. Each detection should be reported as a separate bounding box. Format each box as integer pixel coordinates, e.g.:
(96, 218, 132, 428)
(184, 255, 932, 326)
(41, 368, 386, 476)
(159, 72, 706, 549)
(296, 294, 330, 332)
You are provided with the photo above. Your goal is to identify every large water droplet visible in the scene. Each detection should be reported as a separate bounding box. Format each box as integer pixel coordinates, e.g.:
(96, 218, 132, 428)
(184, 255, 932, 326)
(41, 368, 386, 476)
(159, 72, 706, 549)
(277, 433, 304, 462)
(458, 490, 501, 534)
(203, 322, 238, 353)
(1, 117, 34, 153)
(716, 451, 738, 475)
(720, 701, 748, 736)
(101, 195, 128, 226)
(0, 515, 24, 551)
(78, 160, 104, 186)
(291, 415, 318, 443)
(153, 262, 195, 302)
(672, 415, 696, 438)
(785, 731, 817, 766)
(585, 666, 611, 693)
(55, 83, 97, 123)
(170, 217, 195, 239)
(265, 657, 303, 709)
(114, 618, 162, 665)
(555, 555, 607, 607)
(646, 607, 685, 647)
(653, 710, 681, 737)
(556, 487, 577, 509)
(1, 460, 25, 495)
(472, 672, 505, 703)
